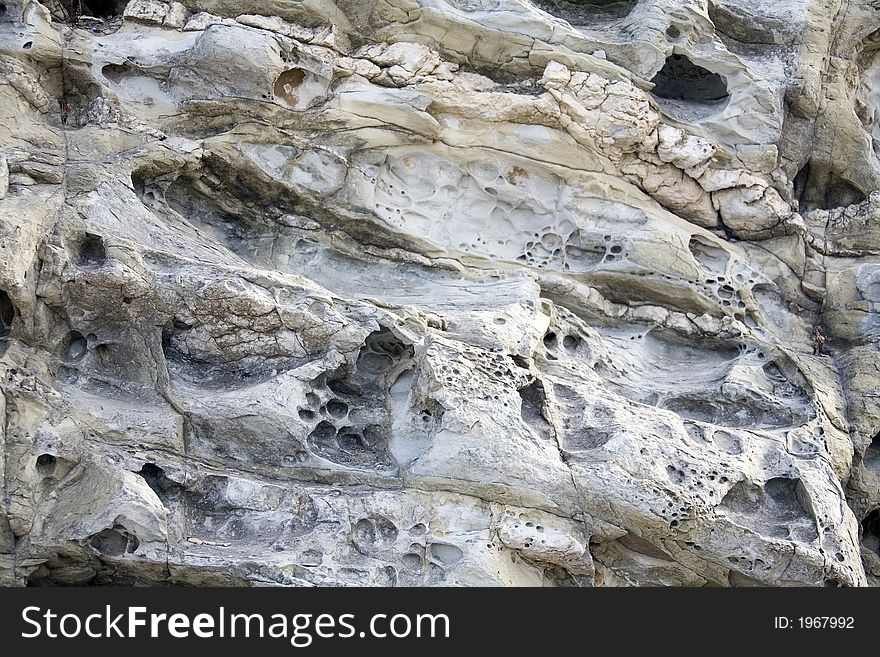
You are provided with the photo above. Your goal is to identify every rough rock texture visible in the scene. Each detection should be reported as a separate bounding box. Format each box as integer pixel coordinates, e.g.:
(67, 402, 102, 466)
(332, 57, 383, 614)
(1, 0, 879, 587)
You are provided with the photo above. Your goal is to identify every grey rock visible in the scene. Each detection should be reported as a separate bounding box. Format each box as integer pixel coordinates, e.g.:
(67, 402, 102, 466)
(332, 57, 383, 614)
(0, 0, 878, 587)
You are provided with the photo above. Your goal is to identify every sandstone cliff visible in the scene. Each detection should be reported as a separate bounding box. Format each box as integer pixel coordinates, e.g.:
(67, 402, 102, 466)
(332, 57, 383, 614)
(0, 0, 878, 586)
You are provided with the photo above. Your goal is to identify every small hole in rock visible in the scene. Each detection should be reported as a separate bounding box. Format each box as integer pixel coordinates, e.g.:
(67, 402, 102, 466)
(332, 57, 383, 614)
(274, 68, 305, 108)
(0, 290, 16, 337)
(78, 233, 106, 265)
(102, 63, 131, 84)
(651, 54, 729, 103)
(865, 432, 880, 463)
(863, 509, 880, 556)
(36, 453, 56, 476)
(562, 335, 580, 350)
(137, 462, 173, 501)
(794, 160, 866, 210)
(63, 331, 88, 361)
(89, 526, 136, 556)
(650, 54, 729, 119)
(326, 399, 348, 419)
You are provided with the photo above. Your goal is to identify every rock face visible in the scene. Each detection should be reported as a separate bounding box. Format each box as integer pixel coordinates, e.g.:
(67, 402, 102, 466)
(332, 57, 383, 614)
(0, 0, 879, 587)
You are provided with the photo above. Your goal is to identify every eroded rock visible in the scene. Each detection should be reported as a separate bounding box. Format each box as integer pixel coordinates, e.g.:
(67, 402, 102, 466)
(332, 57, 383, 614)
(0, 0, 878, 587)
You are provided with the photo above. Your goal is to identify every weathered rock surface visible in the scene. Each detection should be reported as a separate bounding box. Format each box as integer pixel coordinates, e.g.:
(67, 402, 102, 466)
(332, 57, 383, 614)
(0, 0, 878, 586)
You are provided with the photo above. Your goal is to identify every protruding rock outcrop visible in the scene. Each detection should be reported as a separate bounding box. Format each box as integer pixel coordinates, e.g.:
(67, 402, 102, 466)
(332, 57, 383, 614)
(0, 0, 879, 587)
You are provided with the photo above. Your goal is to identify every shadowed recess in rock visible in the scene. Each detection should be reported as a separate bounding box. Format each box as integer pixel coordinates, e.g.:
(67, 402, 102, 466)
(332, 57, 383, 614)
(0, 290, 15, 338)
(533, 0, 638, 25)
(720, 477, 818, 542)
(651, 55, 729, 103)
(2, 0, 877, 589)
(794, 161, 867, 211)
(596, 327, 812, 430)
(80, 0, 125, 18)
(274, 68, 305, 107)
(649, 54, 730, 120)
(863, 509, 880, 556)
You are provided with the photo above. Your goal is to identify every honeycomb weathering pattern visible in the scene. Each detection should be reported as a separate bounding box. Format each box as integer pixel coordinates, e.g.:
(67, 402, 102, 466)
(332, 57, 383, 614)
(0, 0, 879, 586)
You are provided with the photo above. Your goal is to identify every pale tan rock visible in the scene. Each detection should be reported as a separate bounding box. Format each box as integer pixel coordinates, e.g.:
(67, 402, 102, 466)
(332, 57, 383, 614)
(123, 0, 170, 26)
(165, 2, 188, 29)
(0, 155, 8, 200)
(183, 11, 230, 31)
(123, 0, 187, 28)
(0, 0, 878, 588)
